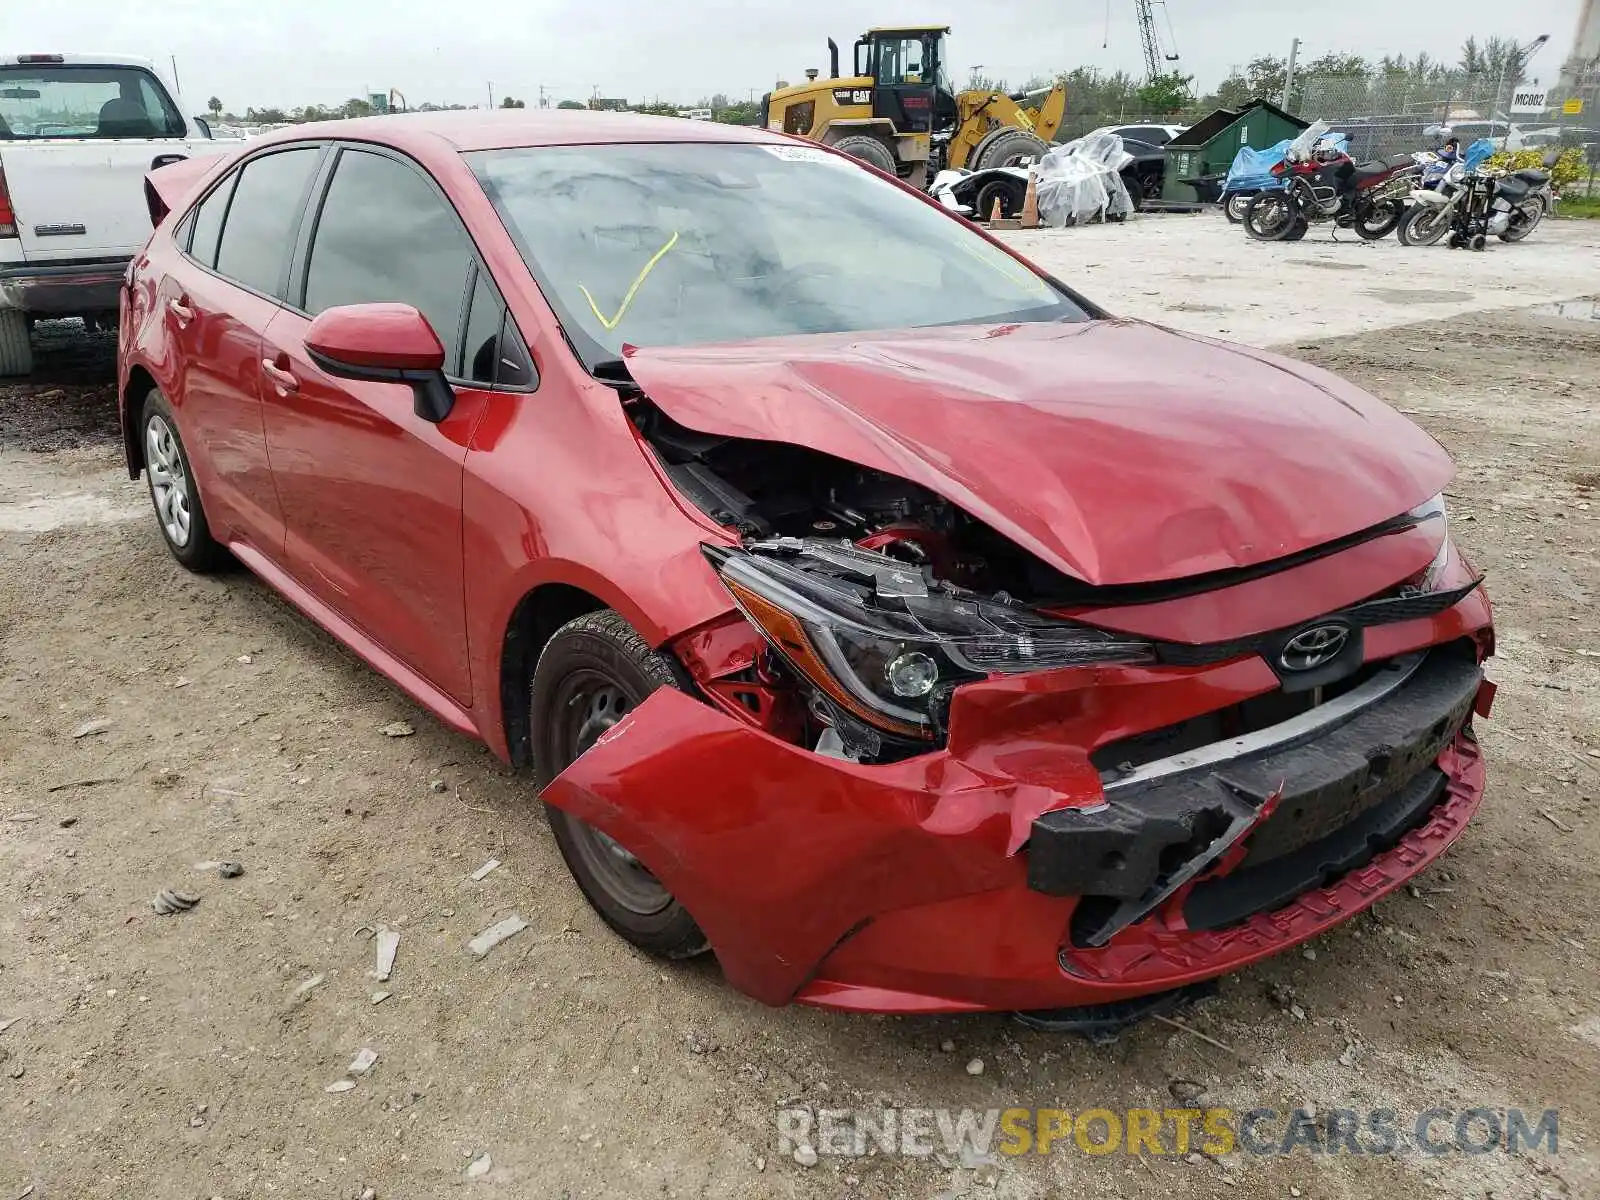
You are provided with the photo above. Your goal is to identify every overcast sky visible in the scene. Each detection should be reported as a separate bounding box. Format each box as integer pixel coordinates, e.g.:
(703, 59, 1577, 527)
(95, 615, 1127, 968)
(9, 0, 1587, 111)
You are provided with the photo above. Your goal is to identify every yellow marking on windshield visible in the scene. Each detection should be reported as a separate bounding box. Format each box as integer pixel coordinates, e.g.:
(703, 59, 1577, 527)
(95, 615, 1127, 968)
(577, 230, 681, 331)
(956, 233, 1053, 298)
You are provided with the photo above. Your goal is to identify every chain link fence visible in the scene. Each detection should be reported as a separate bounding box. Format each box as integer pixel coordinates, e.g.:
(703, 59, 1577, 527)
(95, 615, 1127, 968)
(1054, 63, 1599, 193)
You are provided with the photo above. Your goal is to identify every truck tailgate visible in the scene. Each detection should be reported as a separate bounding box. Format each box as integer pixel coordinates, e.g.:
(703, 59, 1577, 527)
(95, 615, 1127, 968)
(1, 140, 214, 261)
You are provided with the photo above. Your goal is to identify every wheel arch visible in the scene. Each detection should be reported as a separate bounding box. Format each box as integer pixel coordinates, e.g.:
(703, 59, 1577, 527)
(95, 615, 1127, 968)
(497, 580, 611, 770)
(122, 365, 159, 479)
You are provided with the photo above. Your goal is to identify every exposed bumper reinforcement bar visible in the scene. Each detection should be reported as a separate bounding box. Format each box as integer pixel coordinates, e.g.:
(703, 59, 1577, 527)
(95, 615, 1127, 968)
(1026, 647, 1483, 947)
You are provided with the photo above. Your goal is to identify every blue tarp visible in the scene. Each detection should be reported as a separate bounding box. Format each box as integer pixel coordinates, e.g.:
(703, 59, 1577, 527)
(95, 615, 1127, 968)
(1223, 133, 1351, 194)
(1223, 139, 1292, 193)
(1465, 138, 1496, 171)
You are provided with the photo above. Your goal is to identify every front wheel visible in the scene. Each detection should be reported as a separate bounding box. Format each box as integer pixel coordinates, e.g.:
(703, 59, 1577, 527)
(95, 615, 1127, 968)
(971, 128, 1049, 171)
(531, 610, 709, 960)
(1397, 204, 1452, 247)
(1244, 191, 1300, 241)
(1224, 192, 1254, 223)
(1353, 199, 1403, 240)
(1500, 199, 1545, 242)
(973, 176, 1027, 222)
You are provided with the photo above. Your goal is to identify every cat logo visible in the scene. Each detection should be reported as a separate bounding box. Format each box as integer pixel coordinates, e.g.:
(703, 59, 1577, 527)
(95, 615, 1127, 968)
(832, 89, 872, 106)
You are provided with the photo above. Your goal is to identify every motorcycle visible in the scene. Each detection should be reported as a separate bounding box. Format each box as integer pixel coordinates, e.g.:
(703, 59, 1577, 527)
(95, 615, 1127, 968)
(1244, 122, 1419, 243)
(1397, 141, 1557, 248)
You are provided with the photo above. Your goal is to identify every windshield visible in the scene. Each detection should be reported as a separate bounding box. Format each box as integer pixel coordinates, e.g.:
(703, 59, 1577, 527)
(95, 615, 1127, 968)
(470, 142, 1086, 367)
(0, 64, 185, 140)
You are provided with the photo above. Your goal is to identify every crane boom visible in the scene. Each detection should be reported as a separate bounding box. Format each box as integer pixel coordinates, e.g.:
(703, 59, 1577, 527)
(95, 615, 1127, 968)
(1134, 0, 1162, 80)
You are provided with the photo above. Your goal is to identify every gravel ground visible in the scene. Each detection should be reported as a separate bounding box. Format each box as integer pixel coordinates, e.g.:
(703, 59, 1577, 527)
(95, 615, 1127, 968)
(1, 215, 1597, 1200)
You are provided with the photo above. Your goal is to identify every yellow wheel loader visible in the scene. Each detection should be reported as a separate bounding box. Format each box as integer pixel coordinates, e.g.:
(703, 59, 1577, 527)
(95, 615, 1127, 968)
(760, 26, 1066, 191)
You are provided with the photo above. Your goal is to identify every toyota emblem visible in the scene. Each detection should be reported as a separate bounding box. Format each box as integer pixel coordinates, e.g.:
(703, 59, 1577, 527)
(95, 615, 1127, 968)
(1279, 623, 1350, 672)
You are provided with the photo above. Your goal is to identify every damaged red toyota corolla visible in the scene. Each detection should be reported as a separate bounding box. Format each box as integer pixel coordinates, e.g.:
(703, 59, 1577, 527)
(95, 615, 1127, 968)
(120, 112, 1494, 1019)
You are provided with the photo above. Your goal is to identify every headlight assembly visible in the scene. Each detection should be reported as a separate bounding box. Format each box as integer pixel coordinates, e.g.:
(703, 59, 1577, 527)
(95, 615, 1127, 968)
(703, 540, 1154, 742)
(1407, 492, 1451, 591)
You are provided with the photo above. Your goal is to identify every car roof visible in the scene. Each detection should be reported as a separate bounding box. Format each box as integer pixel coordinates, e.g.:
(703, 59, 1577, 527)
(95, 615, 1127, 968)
(248, 109, 791, 154)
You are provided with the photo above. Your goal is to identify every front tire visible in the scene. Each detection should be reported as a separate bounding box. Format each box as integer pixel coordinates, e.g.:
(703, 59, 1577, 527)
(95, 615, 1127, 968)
(974, 176, 1026, 222)
(1244, 191, 1299, 241)
(0, 309, 32, 377)
(1224, 192, 1253, 223)
(531, 610, 709, 960)
(140, 389, 227, 572)
(972, 128, 1049, 171)
(1397, 204, 1451, 247)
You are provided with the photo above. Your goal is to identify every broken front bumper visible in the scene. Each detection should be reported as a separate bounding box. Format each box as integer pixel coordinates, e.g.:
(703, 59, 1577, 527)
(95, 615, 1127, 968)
(542, 630, 1490, 1013)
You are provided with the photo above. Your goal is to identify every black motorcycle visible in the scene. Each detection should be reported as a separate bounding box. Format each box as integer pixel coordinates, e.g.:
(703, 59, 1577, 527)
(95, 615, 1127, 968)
(1444, 151, 1558, 250)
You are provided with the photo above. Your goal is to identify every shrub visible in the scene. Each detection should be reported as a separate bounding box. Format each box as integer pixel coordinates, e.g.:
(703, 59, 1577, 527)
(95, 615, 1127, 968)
(1483, 147, 1587, 190)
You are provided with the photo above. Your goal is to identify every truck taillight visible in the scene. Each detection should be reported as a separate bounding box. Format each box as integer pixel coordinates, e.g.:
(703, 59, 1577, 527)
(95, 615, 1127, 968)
(0, 161, 17, 238)
(16, 54, 66, 64)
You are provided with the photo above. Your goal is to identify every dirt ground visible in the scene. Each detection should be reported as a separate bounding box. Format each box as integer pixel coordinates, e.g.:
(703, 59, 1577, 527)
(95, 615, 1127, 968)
(1, 230, 1598, 1200)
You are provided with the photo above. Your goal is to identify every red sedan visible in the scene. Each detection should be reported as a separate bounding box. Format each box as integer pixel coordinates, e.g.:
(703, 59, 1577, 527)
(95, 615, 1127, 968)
(119, 112, 1494, 1019)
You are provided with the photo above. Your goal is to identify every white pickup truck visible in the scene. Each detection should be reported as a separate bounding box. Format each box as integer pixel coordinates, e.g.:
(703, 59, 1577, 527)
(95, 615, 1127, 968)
(0, 53, 229, 375)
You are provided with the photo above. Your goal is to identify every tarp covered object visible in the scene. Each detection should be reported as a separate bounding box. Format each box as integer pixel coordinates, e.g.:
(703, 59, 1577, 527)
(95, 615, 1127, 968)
(1034, 133, 1136, 226)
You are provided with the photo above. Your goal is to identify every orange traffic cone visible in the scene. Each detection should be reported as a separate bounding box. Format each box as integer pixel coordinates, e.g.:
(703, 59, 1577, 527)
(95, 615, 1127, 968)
(989, 196, 1004, 225)
(1020, 172, 1040, 228)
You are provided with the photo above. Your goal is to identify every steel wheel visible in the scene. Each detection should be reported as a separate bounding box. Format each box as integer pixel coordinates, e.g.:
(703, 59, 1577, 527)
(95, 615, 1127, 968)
(146, 413, 193, 548)
(549, 671, 672, 915)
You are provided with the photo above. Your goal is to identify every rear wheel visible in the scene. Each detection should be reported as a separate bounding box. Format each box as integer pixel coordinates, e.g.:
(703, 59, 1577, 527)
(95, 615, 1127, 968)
(1500, 199, 1545, 242)
(972, 128, 1049, 171)
(1353, 199, 1403, 240)
(1244, 191, 1300, 241)
(830, 134, 897, 175)
(0, 309, 32, 377)
(140, 389, 228, 572)
(531, 610, 709, 960)
(1397, 204, 1451, 247)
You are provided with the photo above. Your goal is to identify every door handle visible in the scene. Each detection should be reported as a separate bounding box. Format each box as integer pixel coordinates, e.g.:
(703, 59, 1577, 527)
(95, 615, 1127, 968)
(167, 298, 194, 327)
(261, 359, 299, 393)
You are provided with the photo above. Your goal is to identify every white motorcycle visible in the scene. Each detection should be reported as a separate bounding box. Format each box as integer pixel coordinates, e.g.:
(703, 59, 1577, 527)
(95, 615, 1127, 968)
(1398, 149, 1557, 247)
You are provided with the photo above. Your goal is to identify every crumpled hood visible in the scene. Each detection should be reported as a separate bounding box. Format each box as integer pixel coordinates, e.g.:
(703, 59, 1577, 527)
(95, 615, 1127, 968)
(624, 320, 1453, 587)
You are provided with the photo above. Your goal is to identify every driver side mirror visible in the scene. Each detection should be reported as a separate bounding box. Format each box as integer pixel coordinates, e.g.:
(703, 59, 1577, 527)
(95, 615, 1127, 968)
(305, 303, 455, 423)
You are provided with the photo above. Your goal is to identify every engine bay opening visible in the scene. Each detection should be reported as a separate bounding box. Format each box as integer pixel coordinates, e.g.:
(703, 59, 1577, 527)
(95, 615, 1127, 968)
(630, 397, 1081, 604)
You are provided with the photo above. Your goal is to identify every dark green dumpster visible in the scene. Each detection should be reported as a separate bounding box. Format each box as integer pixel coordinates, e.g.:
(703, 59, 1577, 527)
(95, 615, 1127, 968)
(1161, 100, 1308, 206)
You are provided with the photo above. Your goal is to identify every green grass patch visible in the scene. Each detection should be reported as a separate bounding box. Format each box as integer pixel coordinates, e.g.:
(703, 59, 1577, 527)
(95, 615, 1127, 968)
(1558, 195, 1600, 218)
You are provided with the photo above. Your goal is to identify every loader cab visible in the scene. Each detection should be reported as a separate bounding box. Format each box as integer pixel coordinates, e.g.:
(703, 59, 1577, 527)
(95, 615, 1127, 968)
(854, 26, 957, 135)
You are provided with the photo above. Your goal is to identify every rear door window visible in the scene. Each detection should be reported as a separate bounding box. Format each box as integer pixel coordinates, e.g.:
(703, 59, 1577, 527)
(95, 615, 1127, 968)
(301, 148, 475, 366)
(213, 148, 321, 297)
